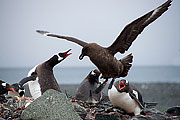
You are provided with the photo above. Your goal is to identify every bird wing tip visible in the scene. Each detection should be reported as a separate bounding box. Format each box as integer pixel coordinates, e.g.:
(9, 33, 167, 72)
(36, 30, 50, 36)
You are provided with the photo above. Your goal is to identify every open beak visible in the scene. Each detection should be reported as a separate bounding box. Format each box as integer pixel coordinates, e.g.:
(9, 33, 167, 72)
(64, 49, 72, 58)
(119, 82, 125, 90)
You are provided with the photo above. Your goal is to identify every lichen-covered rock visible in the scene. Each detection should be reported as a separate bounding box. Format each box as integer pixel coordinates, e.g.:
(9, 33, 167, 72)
(21, 89, 82, 120)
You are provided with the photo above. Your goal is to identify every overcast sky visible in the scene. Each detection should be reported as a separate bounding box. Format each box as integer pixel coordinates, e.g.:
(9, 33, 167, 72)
(0, 0, 179, 68)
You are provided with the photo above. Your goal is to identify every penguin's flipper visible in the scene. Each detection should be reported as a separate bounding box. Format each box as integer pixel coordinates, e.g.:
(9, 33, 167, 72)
(129, 92, 144, 109)
(95, 79, 108, 94)
(108, 78, 116, 89)
(19, 73, 37, 88)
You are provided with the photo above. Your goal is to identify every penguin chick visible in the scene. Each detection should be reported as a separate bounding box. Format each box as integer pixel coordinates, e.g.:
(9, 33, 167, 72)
(108, 79, 144, 115)
(75, 69, 102, 103)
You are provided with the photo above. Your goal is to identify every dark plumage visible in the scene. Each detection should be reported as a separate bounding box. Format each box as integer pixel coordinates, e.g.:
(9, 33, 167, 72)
(75, 69, 102, 103)
(37, 0, 171, 79)
(0, 80, 15, 95)
(0, 75, 37, 97)
(27, 49, 71, 99)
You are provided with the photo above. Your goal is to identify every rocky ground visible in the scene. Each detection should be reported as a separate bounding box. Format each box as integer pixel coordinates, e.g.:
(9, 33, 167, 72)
(0, 83, 180, 120)
(60, 83, 180, 111)
(0, 95, 27, 120)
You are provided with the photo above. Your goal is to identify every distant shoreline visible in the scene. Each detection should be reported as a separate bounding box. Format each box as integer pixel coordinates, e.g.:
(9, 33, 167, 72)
(1, 66, 180, 84)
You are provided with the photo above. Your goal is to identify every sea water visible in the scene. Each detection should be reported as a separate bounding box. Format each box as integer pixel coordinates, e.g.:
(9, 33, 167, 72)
(0, 66, 180, 84)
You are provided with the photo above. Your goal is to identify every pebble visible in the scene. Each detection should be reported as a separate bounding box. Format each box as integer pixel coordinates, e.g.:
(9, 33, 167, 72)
(0, 96, 32, 120)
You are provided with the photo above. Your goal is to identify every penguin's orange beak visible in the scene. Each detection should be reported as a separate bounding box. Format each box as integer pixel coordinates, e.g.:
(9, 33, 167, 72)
(64, 49, 72, 58)
(119, 82, 125, 90)
(8, 88, 15, 91)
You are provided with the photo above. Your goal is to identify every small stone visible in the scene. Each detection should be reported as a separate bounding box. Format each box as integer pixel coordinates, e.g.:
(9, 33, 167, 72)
(3, 110, 12, 119)
(105, 107, 114, 113)
(95, 107, 104, 112)
(166, 106, 180, 116)
(141, 108, 160, 115)
(95, 113, 120, 120)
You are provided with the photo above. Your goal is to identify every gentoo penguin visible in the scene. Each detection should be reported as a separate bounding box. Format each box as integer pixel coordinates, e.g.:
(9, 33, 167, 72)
(37, 0, 172, 83)
(0, 80, 15, 95)
(27, 49, 71, 99)
(9, 74, 37, 97)
(75, 69, 102, 103)
(108, 79, 144, 115)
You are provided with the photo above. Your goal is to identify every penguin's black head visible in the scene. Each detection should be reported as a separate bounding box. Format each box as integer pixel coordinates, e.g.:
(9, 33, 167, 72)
(57, 49, 72, 62)
(79, 47, 88, 60)
(116, 79, 129, 92)
(49, 49, 72, 67)
(11, 83, 25, 97)
(88, 69, 101, 83)
(0, 80, 15, 93)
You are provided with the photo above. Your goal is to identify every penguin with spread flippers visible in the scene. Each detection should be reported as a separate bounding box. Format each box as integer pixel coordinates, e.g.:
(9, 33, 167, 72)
(108, 79, 144, 115)
(75, 69, 103, 103)
(27, 49, 72, 99)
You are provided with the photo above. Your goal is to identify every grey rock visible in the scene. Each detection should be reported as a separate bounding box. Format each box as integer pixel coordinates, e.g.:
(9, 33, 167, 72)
(149, 113, 169, 120)
(21, 89, 82, 120)
(166, 106, 180, 116)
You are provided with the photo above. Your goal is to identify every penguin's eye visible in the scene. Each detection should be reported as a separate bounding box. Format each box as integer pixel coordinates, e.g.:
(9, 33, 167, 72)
(56, 54, 64, 61)
(58, 53, 64, 57)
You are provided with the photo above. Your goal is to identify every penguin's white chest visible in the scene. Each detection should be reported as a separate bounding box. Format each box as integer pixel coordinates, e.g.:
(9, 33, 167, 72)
(108, 86, 141, 115)
(28, 77, 41, 100)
